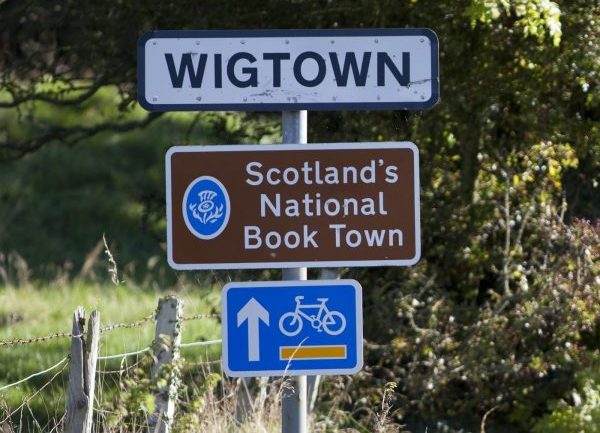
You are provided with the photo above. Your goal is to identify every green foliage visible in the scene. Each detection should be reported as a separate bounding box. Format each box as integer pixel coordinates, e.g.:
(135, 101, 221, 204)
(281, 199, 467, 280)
(106, 359, 157, 429)
(533, 367, 600, 433)
(172, 372, 221, 433)
(0, 96, 280, 283)
(467, 0, 562, 46)
(336, 150, 598, 430)
(0, 0, 598, 431)
(0, 282, 222, 426)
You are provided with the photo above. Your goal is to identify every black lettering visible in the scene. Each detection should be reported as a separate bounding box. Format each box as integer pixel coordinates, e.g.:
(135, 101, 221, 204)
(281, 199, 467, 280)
(164, 53, 208, 88)
(377, 52, 410, 87)
(294, 52, 326, 87)
(227, 52, 258, 88)
(263, 53, 290, 87)
(329, 52, 371, 86)
(214, 54, 222, 88)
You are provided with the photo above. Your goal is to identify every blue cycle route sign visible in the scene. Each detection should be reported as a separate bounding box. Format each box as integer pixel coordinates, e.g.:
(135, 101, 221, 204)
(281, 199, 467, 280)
(222, 280, 363, 377)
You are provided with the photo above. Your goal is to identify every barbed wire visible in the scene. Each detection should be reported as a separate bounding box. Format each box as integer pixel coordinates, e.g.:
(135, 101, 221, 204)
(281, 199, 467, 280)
(0, 338, 223, 423)
(0, 312, 155, 348)
(99, 313, 155, 334)
(0, 337, 223, 395)
(0, 309, 222, 348)
(182, 312, 221, 321)
(0, 332, 83, 347)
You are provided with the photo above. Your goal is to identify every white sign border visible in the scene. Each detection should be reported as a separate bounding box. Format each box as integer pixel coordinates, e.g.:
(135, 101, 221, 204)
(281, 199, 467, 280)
(138, 28, 440, 112)
(166, 141, 421, 270)
(221, 279, 363, 377)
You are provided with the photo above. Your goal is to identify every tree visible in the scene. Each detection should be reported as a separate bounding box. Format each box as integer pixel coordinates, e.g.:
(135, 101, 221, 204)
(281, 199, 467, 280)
(0, 0, 598, 430)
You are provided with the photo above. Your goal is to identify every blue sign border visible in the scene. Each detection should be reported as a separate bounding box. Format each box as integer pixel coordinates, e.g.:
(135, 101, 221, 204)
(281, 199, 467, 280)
(222, 279, 363, 377)
(137, 28, 439, 112)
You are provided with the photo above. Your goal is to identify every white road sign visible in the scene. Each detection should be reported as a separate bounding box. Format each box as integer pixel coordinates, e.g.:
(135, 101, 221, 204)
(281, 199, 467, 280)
(138, 29, 439, 111)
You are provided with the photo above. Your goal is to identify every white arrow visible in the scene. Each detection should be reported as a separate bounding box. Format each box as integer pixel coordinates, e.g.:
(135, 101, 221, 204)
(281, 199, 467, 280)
(237, 298, 270, 362)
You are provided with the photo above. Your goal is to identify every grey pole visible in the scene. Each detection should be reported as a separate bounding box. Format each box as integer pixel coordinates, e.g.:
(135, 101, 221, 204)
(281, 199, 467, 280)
(281, 110, 308, 433)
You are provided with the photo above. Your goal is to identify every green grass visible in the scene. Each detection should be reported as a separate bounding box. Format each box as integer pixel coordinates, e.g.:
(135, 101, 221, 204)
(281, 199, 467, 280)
(0, 281, 222, 425)
(0, 282, 387, 433)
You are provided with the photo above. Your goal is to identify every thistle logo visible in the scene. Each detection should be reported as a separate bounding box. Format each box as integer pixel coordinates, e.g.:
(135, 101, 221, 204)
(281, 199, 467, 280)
(183, 176, 230, 239)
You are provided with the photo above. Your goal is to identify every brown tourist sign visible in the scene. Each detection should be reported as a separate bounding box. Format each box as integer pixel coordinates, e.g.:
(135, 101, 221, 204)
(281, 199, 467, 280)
(166, 142, 420, 270)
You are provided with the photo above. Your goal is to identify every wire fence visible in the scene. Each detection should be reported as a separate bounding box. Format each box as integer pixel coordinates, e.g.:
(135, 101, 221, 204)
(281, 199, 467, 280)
(0, 357, 69, 393)
(0, 359, 69, 426)
(0, 332, 82, 347)
(0, 300, 223, 406)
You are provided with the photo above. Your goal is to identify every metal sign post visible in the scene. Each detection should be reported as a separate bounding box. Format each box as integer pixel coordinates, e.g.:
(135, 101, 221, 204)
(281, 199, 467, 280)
(221, 279, 364, 432)
(282, 110, 308, 433)
(138, 27, 439, 433)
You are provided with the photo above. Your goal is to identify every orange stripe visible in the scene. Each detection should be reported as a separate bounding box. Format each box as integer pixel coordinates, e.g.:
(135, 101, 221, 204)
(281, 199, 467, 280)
(280, 346, 346, 359)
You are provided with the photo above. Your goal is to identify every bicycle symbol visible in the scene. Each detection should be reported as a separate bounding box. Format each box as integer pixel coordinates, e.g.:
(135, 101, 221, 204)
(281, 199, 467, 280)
(278, 296, 347, 337)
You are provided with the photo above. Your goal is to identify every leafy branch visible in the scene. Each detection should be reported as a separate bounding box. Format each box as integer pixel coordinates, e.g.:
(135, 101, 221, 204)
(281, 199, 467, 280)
(0, 112, 163, 161)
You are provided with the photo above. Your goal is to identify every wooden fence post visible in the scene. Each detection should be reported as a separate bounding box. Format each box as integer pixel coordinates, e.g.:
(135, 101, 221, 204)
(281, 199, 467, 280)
(65, 308, 100, 433)
(148, 296, 183, 433)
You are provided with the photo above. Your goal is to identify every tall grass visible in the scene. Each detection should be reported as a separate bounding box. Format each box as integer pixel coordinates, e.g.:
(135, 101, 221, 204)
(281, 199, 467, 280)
(0, 283, 407, 432)
(0, 282, 221, 430)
